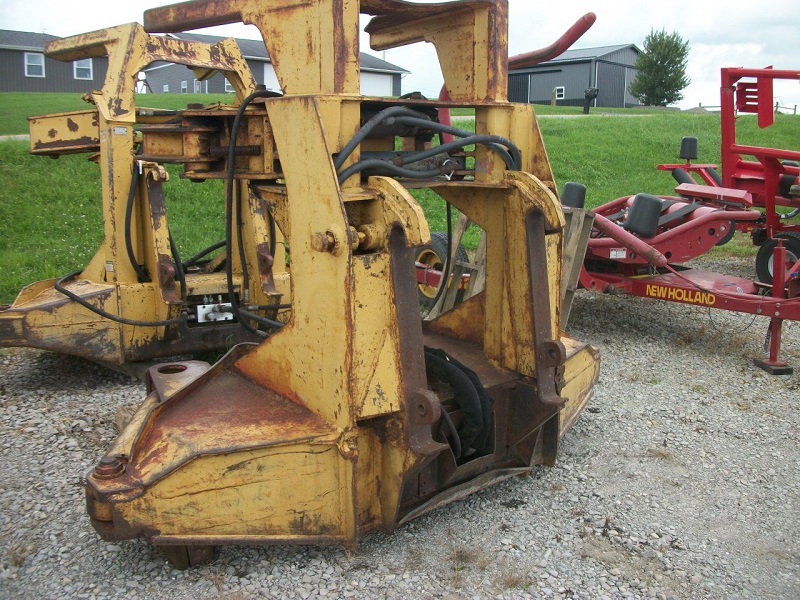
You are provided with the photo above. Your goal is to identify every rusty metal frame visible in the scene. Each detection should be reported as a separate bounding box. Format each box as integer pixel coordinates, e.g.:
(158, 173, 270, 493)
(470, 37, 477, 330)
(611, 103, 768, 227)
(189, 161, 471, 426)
(0, 23, 268, 364)
(3, 0, 601, 566)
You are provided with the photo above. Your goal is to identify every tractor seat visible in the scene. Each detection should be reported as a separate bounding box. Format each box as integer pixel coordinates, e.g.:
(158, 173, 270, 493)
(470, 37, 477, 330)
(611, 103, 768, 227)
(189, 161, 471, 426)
(622, 193, 701, 238)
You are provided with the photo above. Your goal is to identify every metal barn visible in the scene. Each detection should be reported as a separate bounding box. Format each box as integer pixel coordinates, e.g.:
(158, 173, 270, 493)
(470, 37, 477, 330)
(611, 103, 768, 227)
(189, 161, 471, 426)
(509, 44, 640, 109)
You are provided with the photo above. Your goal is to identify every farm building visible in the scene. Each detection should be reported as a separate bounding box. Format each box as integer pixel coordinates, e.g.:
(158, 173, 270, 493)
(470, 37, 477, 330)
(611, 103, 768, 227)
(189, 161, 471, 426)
(0, 29, 107, 93)
(509, 44, 641, 109)
(0, 29, 407, 98)
(143, 32, 409, 97)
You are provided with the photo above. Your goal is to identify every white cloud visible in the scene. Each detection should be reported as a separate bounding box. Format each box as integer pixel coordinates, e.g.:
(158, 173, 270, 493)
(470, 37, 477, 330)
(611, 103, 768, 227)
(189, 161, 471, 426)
(3, 0, 799, 108)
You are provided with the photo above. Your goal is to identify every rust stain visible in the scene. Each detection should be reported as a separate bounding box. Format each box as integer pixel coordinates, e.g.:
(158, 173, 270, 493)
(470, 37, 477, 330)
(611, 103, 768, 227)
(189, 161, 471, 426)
(288, 512, 337, 536)
(32, 136, 98, 154)
(48, 128, 57, 138)
(66, 117, 79, 132)
(332, 0, 345, 94)
(157, 254, 178, 303)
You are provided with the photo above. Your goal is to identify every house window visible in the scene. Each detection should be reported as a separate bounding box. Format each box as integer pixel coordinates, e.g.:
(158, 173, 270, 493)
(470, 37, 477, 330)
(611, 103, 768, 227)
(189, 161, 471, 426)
(181, 80, 187, 93)
(555, 86, 565, 100)
(24, 52, 45, 78)
(224, 79, 234, 93)
(163, 84, 169, 93)
(194, 79, 202, 93)
(73, 58, 93, 80)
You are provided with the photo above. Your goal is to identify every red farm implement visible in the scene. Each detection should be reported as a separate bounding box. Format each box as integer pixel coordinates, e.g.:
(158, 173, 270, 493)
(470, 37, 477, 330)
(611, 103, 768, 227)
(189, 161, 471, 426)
(657, 67, 800, 283)
(574, 67, 800, 374)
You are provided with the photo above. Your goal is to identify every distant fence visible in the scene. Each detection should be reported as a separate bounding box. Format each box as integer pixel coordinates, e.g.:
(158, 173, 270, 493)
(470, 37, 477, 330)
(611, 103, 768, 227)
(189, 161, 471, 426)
(775, 102, 798, 115)
(695, 102, 797, 115)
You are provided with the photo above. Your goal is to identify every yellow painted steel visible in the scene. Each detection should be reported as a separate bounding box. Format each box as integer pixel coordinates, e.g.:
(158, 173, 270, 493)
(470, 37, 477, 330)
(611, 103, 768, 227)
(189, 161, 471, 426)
(2, 0, 601, 568)
(0, 24, 272, 363)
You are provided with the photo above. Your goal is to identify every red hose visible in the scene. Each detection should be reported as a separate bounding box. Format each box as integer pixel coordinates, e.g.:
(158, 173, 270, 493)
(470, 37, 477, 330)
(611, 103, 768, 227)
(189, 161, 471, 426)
(508, 13, 596, 70)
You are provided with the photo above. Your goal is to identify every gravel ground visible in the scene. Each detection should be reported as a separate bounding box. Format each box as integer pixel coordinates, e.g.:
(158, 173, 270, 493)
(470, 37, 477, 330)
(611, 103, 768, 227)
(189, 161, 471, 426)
(1, 256, 799, 600)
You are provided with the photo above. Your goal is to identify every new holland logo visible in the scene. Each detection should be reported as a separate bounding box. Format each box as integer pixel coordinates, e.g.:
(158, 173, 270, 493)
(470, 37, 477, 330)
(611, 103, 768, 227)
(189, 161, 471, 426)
(645, 284, 716, 306)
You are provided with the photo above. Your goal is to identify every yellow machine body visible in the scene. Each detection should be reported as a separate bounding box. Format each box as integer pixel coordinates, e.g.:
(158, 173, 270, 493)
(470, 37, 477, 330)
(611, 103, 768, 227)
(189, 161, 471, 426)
(6, 0, 600, 568)
(0, 22, 275, 365)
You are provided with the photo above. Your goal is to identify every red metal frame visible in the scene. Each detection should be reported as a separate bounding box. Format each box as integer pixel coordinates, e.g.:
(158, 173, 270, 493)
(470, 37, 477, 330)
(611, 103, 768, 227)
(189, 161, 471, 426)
(657, 67, 800, 239)
(587, 193, 760, 267)
(580, 187, 800, 371)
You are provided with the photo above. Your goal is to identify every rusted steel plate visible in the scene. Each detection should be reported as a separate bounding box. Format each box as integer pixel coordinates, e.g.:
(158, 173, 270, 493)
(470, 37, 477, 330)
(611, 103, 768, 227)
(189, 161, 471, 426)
(28, 110, 100, 155)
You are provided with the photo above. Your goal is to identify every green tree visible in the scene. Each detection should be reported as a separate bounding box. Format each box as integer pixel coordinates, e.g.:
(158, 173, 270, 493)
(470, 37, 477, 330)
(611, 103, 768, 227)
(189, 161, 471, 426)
(629, 29, 690, 106)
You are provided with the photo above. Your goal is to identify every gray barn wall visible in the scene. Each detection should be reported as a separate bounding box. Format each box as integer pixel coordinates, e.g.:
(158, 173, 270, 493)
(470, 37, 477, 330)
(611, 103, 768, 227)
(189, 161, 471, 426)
(508, 74, 528, 103)
(0, 49, 107, 93)
(595, 62, 623, 108)
(624, 66, 639, 107)
(509, 63, 593, 106)
(509, 48, 640, 108)
(595, 60, 641, 108)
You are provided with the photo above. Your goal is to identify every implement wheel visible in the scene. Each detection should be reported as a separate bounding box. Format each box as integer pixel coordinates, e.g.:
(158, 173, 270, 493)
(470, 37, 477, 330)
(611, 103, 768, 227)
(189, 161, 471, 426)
(416, 232, 467, 311)
(755, 232, 800, 284)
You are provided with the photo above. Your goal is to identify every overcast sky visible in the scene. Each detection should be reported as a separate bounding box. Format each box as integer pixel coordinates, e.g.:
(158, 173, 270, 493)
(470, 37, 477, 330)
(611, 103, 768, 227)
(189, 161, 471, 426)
(3, 0, 799, 109)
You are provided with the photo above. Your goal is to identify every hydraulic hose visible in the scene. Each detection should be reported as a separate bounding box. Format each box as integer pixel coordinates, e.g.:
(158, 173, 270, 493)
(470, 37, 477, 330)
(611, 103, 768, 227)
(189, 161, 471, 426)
(168, 231, 187, 302)
(388, 115, 520, 169)
(55, 271, 186, 327)
(182, 240, 226, 268)
(337, 160, 445, 184)
(334, 105, 432, 170)
(425, 202, 453, 316)
(123, 153, 150, 283)
(424, 348, 484, 457)
(426, 347, 493, 453)
(338, 134, 521, 184)
(225, 90, 285, 336)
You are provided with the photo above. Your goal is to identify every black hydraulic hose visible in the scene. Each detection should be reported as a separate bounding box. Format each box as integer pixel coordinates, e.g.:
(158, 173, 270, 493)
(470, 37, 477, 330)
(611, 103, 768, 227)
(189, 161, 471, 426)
(333, 105, 432, 171)
(168, 231, 187, 302)
(54, 271, 185, 327)
(182, 240, 226, 268)
(337, 160, 444, 184)
(123, 156, 150, 283)
(426, 202, 453, 314)
(401, 133, 521, 171)
(389, 115, 520, 169)
(781, 207, 800, 220)
(424, 349, 484, 455)
(338, 134, 521, 184)
(438, 408, 462, 460)
(225, 90, 285, 336)
(426, 347, 493, 454)
(268, 205, 277, 257)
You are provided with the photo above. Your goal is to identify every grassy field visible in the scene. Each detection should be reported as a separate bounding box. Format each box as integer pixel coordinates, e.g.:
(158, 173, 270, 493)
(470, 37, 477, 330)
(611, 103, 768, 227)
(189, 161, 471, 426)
(1, 92, 798, 304)
(0, 92, 238, 136)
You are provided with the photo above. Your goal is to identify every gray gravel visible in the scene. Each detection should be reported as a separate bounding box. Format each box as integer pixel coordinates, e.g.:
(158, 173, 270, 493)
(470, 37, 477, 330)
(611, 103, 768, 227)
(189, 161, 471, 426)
(1, 256, 799, 599)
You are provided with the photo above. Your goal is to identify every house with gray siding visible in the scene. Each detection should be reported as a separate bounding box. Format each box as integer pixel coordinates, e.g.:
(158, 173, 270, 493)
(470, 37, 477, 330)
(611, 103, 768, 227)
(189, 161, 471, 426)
(509, 44, 641, 109)
(0, 30, 107, 93)
(144, 32, 408, 97)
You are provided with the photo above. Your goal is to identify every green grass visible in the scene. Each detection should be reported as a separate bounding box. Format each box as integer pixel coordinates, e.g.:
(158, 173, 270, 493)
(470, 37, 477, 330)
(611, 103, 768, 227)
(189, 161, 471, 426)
(0, 92, 238, 135)
(1, 92, 799, 304)
(0, 140, 225, 303)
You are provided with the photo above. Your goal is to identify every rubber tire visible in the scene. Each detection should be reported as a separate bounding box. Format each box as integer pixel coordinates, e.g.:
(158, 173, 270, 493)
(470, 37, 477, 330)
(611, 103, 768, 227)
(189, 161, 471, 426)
(416, 232, 468, 311)
(755, 232, 800, 284)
